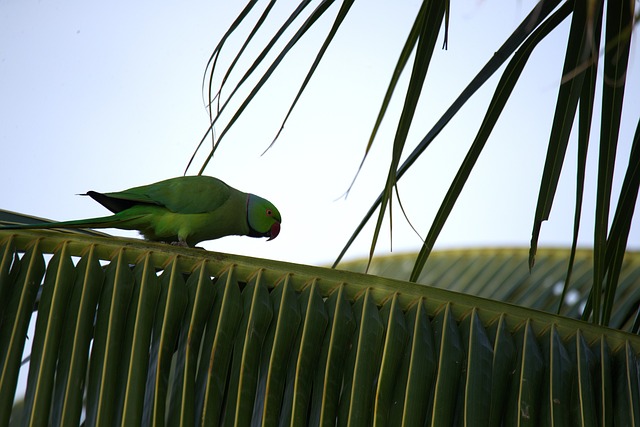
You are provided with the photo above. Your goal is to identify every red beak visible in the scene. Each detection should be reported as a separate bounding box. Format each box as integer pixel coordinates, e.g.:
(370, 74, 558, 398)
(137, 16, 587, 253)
(267, 222, 280, 241)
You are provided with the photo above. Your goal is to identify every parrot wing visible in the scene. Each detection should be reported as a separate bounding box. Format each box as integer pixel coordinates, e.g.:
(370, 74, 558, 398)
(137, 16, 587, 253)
(93, 176, 236, 215)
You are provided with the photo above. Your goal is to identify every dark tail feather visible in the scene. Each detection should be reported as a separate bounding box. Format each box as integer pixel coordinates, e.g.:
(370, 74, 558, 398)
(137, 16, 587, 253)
(83, 191, 139, 214)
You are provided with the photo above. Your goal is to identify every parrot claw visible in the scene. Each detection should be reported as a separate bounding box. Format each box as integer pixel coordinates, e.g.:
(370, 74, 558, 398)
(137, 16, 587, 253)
(171, 240, 190, 248)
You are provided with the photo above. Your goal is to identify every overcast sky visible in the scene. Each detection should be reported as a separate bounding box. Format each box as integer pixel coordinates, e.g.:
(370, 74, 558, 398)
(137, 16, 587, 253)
(1, 1, 638, 266)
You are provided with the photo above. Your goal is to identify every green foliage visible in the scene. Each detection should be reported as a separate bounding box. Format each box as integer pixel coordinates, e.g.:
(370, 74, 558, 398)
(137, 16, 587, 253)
(3, 2, 640, 424)
(193, 0, 640, 328)
(341, 248, 640, 332)
(2, 230, 640, 425)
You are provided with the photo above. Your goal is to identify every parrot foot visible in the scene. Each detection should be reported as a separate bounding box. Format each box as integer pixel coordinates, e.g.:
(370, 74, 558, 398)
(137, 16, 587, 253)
(170, 240, 189, 248)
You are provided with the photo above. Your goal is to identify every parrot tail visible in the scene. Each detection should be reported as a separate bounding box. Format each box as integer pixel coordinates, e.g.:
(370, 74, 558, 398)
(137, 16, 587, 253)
(0, 214, 137, 232)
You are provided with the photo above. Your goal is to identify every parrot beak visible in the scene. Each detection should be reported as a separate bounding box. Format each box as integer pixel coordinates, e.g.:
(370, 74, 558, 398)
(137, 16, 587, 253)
(267, 221, 280, 241)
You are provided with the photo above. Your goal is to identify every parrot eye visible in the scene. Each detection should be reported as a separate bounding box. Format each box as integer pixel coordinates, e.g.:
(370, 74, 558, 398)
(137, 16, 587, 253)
(266, 209, 272, 216)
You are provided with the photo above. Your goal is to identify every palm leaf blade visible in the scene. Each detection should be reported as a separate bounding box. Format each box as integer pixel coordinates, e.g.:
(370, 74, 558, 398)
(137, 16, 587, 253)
(529, 0, 598, 271)
(368, 0, 446, 270)
(487, 315, 517, 427)
(167, 261, 215, 426)
(195, 266, 243, 426)
(142, 258, 188, 427)
(540, 325, 573, 425)
(118, 254, 159, 427)
(85, 249, 135, 427)
(51, 246, 104, 427)
(0, 241, 45, 427)
(337, 288, 384, 426)
(507, 321, 544, 426)
(390, 299, 436, 426)
(592, 0, 635, 324)
(569, 330, 599, 427)
(594, 337, 614, 425)
(223, 273, 273, 427)
(268, 0, 356, 152)
(309, 284, 355, 427)
(614, 341, 640, 425)
(282, 281, 328, 426)
(252, 275, 301, 426)
(194, 1, 339, 174)
(601, 118, 640, 326)
(460, 309, 493, 427)
(429, 304, 464, 426)
(373, 293, 408, 427)
(22, 244, 75, 427)
(0, 237, 18, 325)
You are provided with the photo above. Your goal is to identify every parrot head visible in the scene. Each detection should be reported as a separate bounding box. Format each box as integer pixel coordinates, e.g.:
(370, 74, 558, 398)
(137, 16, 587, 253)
(247, 194, 281, 241)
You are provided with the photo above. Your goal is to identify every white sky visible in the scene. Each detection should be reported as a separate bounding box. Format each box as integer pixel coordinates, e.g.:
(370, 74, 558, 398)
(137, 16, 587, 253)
(1, 1, 638, 267)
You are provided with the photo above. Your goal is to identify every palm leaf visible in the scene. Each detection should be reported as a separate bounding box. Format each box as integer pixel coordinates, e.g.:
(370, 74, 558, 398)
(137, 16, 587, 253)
(189, 0, 345, 175)
(332, 0, 563, 268)
(593, 0, 635, 325)
(266, 0, 355, 154)
(557, 5, 602, 314)
(341, 247, 640, 332)
(202, 1, 267, 115)
(2, 229, 640, 426)
(367, 0, 447, 272)
(603, 119, 640, 330)
(529, 0, 603, 272)
(410, 0, 572, 282)
(0, 239, 45, 426)
(196, 0, 639, 329)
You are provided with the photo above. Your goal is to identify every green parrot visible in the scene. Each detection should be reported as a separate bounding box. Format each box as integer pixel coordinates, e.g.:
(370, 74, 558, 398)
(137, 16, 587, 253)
(1, 176, 281, 247)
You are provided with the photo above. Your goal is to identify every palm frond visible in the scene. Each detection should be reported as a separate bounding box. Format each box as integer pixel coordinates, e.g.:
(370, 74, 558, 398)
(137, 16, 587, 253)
(367, 0, 447, 272)
(591, 0, 635, 325)
(529, 0, 603, 271)
(341, 247, 640, 332)
(196, 0, 639, 326)
(2, 230, 640, 425)
(332, 0, 564, 268)
(410, 1, 573, 282)
(188, 0, 347, 175)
